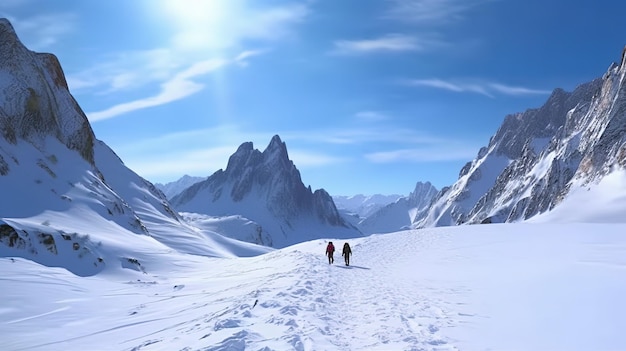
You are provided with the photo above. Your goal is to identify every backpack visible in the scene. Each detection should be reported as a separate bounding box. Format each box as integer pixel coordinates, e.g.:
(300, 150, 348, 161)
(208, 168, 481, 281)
(326, 242, 335, 253)
(343, 243, 351, 254)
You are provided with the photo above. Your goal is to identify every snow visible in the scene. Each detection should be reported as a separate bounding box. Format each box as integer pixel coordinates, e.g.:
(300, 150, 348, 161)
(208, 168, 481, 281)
(2, 15, 626, 351)
(2, 215, 626, 350)
(531, 169, 626, 223)
(2, 133, 626, 349)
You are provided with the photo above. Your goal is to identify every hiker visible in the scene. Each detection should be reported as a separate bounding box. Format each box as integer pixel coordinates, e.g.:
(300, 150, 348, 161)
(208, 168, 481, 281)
(325, 241, 335, 264)
(342, 242, 352, 266)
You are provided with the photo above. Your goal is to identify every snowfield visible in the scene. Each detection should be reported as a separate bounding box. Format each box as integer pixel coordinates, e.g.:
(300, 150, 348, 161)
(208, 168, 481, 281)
(2, 222, 626, 351)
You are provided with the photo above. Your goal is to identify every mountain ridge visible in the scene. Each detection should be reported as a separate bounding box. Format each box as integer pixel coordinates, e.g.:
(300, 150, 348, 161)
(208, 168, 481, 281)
(170, 135, 362, 248)
(416, 46, 626, 228)
(0, 18, 269, 276)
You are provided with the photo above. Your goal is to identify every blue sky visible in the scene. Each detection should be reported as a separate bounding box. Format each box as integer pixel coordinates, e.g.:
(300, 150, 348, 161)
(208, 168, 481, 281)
(1, 0, 625, 196)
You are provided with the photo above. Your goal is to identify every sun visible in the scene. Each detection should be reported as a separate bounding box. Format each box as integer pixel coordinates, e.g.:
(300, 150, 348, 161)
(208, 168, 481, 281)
(158, 0, 244, 50)
(162, 0, 225, 27)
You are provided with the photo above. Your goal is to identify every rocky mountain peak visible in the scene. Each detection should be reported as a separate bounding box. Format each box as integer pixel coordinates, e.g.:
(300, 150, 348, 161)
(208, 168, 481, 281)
(170, 135, 361, 247)
(264, 134, 288, 156)
(417, 46, 626, 227)
(0, 17, 94, 165)
(0, 18, 22, 53)
(0, 18, 235, 273)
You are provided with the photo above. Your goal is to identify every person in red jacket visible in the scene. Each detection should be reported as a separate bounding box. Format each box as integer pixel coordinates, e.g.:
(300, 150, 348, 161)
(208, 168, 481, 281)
(325, 241, 335, 264)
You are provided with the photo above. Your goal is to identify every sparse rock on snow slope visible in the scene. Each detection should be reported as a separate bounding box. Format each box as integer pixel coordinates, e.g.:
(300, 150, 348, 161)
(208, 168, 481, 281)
(170, 135, 362, 248)
(417, 47, 626, 227)
(359, 181, 438, 234)
(0, 18, 267, 275)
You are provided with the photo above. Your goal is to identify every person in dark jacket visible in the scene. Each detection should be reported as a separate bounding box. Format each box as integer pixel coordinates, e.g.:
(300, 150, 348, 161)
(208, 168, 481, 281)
(342, 242, 352, 266)
(325, 241, 335, 264)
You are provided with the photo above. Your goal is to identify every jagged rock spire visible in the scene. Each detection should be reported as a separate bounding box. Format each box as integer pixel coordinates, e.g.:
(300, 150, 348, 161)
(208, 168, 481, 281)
(170, 135, 361, 247)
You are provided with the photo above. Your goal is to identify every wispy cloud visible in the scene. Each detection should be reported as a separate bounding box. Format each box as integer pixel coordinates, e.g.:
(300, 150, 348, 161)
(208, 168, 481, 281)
(366, 146, 477, 163)
(235, 49, 269, 67)
(67, 49, 182, 93)
(384, 0, 488, 24)
(354, 111, 390, 122)
(332, 0, 486, 55)
(124, 146, 236, 182)
(87, 59, 228, 121)
(109, 125, 346, 182)
(488, 83, 552, 96)
(406, 78, 492, 97)
(282, 127, 450, 146)
(74, 2, 309, 121)
(405, 78, 551, 97)
(238, 4, 309, 41)
(331, 34, 436, 55)
(112, 124, 480, 184)
(287, 150, 347, 167)
(0, 13, 75, 50)
(283, 127, 483, 164)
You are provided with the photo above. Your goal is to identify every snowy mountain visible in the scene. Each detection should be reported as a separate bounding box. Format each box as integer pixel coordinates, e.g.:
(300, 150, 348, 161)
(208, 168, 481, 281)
(1, 16, 626, 351)
(170, 135, 362, 248)
(0, 18, 269, 276)
(358, 181, 438, 234)
(417, 47, 626, 227)
(154, 174, 206, 199)
(332, 193, 402, 218)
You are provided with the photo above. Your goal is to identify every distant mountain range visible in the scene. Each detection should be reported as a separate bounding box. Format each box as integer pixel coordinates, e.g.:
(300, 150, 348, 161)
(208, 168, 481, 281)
(332, 194, 403, 218)
(3, 14, 626, 274)
(155, 175, 205, 199)
(157, 46, 626, 233)
(169, 135, 362, 248)
(358, 182, 438, 234)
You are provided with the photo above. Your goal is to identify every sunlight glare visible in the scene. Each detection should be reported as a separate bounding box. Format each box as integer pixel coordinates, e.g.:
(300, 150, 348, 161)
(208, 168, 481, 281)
(163, 0, 223, 27)
(160, 0, 244, 50)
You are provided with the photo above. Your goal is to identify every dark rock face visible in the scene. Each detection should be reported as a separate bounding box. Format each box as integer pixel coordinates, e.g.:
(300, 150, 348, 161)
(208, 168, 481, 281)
(0, 18, 202, 273)
(171, 135, 360, 247)
(418, 47, 626, 227)
(0, 19, 95, 165)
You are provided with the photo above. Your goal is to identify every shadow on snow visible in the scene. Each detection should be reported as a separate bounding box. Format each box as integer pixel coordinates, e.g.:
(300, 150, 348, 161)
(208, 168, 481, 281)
(334, 265, 370, 270)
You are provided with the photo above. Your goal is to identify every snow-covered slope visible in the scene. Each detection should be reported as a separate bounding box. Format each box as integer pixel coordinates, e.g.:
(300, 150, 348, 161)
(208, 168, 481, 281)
(418, 47, 626, 227)
(332, 193, 402, 218)
(170, 135, 362, 248)
(4, 165, 626, 350)
(358, 181, 438, 234)
(2, 220, 625, 351)
(154, 174, 206, 199)
(0, 18, 269, 275)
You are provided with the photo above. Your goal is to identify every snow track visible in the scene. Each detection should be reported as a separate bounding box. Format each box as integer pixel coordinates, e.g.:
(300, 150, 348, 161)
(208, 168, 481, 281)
(216, 234, 468, 351)
(3, 224, 626, 350)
